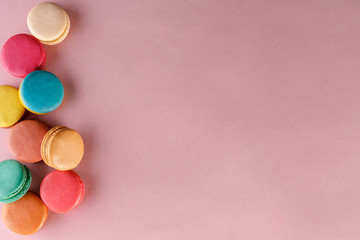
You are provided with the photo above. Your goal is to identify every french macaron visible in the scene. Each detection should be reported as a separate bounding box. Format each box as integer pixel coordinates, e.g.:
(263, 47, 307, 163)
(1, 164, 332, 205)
(0, 160, 31, 203)
(40, 170, 85, 213)
(27, 2, 70, 45)
(41, 126, 84, 171)
(1, 34, 45, 78)
(8, 120, 50, 163)
(19, 70, 64, 114)
(0, 85, 25, 128)
(2, 192, 48, 235)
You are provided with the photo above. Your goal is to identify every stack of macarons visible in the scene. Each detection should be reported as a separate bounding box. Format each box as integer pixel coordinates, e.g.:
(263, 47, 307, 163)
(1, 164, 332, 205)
(0, 2, 85, 235)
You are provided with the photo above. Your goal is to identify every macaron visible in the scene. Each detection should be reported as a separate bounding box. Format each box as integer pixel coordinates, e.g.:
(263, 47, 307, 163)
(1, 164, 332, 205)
(8, 120, 50, 163)
(0, 85, 25, 128)
(2, 192, 48, 235)
(41, 126, 84, 170)
(0, 159, 31, 203)
(27, 2, 70, 45)
(1, 34, 45, 78)
(19, 70, 64, 114)
(40, 170, 85, 213)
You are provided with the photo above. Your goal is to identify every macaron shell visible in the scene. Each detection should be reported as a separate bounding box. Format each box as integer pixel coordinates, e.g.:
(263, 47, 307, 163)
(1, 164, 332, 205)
(0, 86, 25, 128)
(43, 127, 84, 171)
(27, 2, 68, 42)
(40, 9, 70, 45)
(1, 34, 45, 78)
(40, 171, 85, 213)
(8, 120, 50, 163)
(19, 70, 64, 114)
(2, 192, 48, 235)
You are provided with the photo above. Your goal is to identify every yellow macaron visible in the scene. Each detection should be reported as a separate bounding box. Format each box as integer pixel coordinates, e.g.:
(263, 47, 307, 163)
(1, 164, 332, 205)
(0, 86, 25, 128)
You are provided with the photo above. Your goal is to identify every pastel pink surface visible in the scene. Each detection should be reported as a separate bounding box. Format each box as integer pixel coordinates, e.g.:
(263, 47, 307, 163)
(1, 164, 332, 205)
(1, 0, 360, 239)
(40, 170, 84, 213)
(1, 34, 45, 78)
(7, 120, 50, 163)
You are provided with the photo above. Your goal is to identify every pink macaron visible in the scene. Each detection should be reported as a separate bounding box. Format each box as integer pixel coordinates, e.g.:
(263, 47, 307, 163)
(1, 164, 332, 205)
(40, 170, 85, 213)
(1, 34, 45, 78)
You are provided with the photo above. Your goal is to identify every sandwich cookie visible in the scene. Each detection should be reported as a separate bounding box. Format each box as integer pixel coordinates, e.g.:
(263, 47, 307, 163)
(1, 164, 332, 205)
(8, 120, 50, 163)
(2, 192, 48, 235)
(0, 86, 25, 128)
(41, 126, 84, 171)
(0, 160, 31, 203)
(40, 170, 85, 213)
(1, 34, 45, 78)
(19, 70, 64, 114)
(27, 2, 70, 45)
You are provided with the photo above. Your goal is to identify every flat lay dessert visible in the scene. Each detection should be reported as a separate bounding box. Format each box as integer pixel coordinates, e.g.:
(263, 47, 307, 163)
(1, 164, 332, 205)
(8, 120, 50, 163)
(2, 192, 48, 235)
(0, 85, 25, 128)
(40, 170, 85, 213)
(0, 159, 31, 203)
(19, 70, 64, 114)
(1, 34, 45, 77)
(0, 1, 85, 235)
(27, 2, 70, 45)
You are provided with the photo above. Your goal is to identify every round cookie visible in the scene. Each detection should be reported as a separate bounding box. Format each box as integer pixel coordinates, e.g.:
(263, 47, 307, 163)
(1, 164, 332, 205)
(27, 2, 70, 45)
(0, 159, 32, 203)
(40, 170, 85, 213)
(0, 86, 25, 128)
(19, 70, 64, 114)
(1, 34, 45, 78)
(8, 120, 50, 163)
(41, 126, 84, 170)
(2, 192, 48, 235)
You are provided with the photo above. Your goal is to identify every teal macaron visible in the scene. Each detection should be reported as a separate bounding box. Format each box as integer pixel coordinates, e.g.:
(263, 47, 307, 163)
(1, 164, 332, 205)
(0, 159, 32, 203)
(19, 70, 64, 114)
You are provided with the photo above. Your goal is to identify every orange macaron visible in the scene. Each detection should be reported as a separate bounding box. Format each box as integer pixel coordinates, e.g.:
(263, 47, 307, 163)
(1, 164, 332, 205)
(2, 192, 48, 235)
(41, 126, 84, 170)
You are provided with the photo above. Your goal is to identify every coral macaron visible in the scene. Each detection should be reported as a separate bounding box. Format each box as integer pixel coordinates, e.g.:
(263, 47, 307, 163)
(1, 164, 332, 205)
(8, 120, 50, 163)
(2, 192, 48, 235)
(1, 34, 45, 78)
(19, 70, 64, 114)
(40, 170, 85, 213)
(0, 85, 25, 128)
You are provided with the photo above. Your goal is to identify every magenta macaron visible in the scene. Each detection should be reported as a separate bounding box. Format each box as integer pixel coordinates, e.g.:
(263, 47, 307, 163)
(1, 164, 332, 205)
(40, 170, 85, 213)
(1, 34, 45, 78)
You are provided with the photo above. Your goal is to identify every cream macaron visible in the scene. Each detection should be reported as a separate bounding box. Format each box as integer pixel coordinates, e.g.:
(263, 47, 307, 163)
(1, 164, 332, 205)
(27, 2, 70, 45)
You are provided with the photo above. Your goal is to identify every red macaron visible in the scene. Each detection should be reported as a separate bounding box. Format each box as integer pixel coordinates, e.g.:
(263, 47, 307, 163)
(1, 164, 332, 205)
(40, 170, 85, 213)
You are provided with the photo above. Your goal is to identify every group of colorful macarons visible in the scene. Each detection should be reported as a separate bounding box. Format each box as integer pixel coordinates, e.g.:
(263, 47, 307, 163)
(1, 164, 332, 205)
(0, 2, 85, 235)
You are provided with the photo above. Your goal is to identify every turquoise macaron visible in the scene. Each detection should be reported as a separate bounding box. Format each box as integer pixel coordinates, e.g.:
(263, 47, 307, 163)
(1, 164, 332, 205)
(0, 159, 32, 203)
(19, 70, 64, 114)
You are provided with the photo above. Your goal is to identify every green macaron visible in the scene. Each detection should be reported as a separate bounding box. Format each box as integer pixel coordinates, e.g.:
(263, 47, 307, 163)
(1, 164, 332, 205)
(0, 159, 32, 203)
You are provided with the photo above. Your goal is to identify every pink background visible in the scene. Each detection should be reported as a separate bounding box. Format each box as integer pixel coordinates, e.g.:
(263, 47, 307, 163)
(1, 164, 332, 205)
(1, 0, 360, 239)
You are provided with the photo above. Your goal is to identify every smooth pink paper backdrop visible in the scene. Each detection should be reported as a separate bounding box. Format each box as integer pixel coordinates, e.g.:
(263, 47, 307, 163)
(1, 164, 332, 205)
(1, 0, 360, 239)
